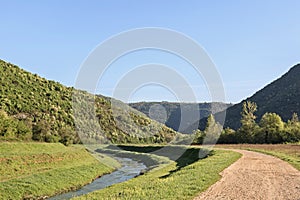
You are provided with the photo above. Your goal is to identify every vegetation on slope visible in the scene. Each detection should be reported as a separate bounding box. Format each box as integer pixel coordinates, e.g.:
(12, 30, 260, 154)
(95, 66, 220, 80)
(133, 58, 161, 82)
(0, 142, 115, 199)
(129, 102, 231, 133)
(223, 63, 300, 130)
(0, 59, 178, 145)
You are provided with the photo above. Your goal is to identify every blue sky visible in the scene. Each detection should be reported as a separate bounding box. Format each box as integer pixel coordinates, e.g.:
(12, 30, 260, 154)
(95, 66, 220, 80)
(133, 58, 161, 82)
(1, 1, 299, 103)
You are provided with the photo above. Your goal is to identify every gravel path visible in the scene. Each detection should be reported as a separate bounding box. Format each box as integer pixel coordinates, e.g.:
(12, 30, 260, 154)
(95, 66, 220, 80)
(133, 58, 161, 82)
(194, 149, 300, 200)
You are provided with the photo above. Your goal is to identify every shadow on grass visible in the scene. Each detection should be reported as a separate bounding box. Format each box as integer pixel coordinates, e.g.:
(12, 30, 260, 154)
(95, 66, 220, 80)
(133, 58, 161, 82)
(159, 148, 211, 178)
(107, 145, 211, 178)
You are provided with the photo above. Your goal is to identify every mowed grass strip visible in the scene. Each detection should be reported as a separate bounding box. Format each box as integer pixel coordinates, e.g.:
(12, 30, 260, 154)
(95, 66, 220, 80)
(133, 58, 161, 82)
(0, 142, 116, 200)
(218, 144, 300, 171)
(73, 149, 241, 200)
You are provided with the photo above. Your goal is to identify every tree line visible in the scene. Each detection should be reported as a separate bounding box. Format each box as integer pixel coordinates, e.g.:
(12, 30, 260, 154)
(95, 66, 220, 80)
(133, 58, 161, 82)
(192, 101, 300, 144)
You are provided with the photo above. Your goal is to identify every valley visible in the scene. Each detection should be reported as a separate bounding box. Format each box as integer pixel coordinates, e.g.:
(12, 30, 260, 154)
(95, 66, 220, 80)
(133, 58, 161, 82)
(0, 60, 299, 200)
(1, 2, 300, 199)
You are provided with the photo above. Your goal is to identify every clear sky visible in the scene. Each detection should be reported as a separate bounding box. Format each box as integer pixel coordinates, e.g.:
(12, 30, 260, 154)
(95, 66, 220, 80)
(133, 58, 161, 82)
(1, 1, 299, 103)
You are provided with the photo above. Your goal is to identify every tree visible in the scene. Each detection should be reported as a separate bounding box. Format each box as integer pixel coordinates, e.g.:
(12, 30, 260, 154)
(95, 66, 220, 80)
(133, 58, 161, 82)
(192, 129, 205, 144)
(259, 113, 284, 143)
(203, 114, 222, 144)
(16, 120, 32, 140)
(59, 126, 77, 145)
(32, 120, 51, 141)
(237, 101, 258, 143)
(0, 110, 9, 135)
(219, 128, 237, 144)
(0, 110, 34, 141)
(0, 110, 19, 138)
(291, 113, 299, 123)
(284, 113, 300, 142)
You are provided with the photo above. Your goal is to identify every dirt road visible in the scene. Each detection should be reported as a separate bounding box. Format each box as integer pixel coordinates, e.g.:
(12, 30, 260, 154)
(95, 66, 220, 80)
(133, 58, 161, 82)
(194, 149, 300, 200)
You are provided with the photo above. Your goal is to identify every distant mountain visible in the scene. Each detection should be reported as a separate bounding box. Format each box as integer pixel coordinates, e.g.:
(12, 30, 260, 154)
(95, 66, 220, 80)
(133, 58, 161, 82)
(223, 63, 300, 130)
(129, 102, 232, 133)
(0, 59, 178, 144)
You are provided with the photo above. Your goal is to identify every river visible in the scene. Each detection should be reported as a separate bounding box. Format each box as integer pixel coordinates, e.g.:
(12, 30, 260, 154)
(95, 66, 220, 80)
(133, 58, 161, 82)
(48, 156, 147, 199)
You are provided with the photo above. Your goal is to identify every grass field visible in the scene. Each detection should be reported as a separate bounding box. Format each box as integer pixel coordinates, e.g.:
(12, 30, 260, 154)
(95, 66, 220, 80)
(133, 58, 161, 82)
(217, 144, 300, 171)
(0, 142, 117, 200)
(73, 146, 241, 200)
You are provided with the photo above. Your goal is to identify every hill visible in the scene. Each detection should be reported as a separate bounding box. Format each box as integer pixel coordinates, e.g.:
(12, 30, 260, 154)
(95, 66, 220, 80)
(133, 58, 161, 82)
(0, 59, 178, 144)
(129, 102, 231, 133)
(223, 63, 300, 130)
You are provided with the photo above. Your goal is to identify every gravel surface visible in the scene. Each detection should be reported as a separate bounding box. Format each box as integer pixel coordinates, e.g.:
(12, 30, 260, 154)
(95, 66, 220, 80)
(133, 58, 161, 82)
(194, 149, 300, 200)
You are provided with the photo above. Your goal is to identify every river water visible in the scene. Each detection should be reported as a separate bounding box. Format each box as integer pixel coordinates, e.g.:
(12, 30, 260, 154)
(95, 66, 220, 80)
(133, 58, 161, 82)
(48, 156, 147, 200)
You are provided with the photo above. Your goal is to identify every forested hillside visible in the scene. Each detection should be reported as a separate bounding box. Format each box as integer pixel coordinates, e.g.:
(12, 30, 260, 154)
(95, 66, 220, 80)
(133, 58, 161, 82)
(223, 64, 300, 130)
(129, 102, 231, 133)
(0, 60, 178, 144)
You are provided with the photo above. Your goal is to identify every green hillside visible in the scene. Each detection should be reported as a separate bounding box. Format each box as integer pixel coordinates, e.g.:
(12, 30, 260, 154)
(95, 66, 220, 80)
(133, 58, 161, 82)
(0, 142, 116, 199)
(0, 59, 178, 144)
(223, 64, 300, 130)
(129, 102, 231, 133)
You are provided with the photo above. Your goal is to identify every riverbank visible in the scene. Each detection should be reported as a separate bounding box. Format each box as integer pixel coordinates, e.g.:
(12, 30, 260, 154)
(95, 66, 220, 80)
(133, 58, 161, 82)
(1, 143, 242, 200)
(46, 144, 173, 199)
(0, 142, 117, 200)
(92, 144, 172, 171)
(73, 146, 241, 200)
(49, 156, 147, 199)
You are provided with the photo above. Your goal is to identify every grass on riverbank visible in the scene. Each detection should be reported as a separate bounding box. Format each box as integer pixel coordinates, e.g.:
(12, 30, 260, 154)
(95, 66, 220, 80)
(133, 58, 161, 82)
(97, 149, 171, 170)
(217, 144, 300, 171)
(0, 142, 116, 200)
(74, 147, 241, 200)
